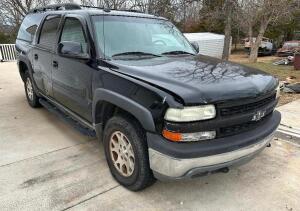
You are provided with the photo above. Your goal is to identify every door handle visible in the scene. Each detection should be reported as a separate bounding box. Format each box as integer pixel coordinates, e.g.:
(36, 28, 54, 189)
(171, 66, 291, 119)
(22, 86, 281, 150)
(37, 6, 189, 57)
(34, 54, 38, 60)
(52, 61, 58, 68)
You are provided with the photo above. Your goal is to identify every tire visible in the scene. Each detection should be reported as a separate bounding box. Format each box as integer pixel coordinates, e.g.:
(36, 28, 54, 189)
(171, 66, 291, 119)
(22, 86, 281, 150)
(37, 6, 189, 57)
(24, 71, 40, 108)
(103, 115, 155, 191)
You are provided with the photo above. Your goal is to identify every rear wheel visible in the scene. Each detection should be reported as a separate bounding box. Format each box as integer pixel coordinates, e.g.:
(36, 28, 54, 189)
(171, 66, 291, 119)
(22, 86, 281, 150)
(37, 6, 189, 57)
(103, 116, 155, 191)
(24, 71, 40, 108)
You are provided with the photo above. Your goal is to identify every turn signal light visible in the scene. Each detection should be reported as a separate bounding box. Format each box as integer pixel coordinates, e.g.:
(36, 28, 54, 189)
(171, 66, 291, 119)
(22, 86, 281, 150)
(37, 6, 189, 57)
(162, 129, 182, 142)
(162, 129, 216, 142)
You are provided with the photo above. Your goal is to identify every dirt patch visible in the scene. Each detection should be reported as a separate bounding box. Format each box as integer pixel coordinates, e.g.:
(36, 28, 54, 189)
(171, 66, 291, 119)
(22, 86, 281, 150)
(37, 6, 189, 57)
(278, 93, 300, 106)
(230, 53, 279, 63)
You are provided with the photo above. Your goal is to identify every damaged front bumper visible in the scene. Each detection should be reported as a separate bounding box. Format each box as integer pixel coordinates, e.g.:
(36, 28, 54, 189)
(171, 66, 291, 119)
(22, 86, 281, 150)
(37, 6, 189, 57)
(147, 111, 281, 180)
(149, 133, 273, 180)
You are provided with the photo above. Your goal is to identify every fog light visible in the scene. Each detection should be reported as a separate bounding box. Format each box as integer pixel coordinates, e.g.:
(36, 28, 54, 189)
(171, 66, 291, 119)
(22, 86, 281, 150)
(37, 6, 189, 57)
(162, 129, 216, 142)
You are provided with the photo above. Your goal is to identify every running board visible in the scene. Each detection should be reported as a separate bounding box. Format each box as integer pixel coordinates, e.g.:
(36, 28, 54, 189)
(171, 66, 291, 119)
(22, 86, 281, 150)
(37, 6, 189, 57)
(39, 98, 96, 137)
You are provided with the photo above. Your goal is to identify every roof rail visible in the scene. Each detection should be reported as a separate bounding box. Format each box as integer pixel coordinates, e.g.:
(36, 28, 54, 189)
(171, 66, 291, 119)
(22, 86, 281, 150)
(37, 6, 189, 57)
(80, 5, 104, 10)
(28, 3, 145, 15)
(121, 9, 144, 13)
(80, 5, 110, 12)
(80, 5, 143, 13)
(28, 3, 81, 14)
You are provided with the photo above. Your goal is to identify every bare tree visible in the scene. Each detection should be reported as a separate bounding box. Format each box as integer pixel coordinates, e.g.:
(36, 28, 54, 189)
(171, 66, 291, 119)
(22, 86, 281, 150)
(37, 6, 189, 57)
(0, 0, 50, 32)
(238, 0, 259, 50)
(197, 0, 237, 60)
(247, 0, 292, 62)
(222, 0, 236, 60)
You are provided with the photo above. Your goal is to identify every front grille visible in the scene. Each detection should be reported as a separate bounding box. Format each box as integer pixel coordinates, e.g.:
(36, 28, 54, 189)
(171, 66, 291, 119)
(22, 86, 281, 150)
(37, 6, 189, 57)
(220, 94, 276, 117)
(219, 114, 271, 137)
(217, 93, 277, 137)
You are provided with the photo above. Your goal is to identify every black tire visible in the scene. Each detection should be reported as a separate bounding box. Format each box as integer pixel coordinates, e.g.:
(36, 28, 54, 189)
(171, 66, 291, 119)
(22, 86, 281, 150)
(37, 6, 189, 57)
(103, 115, 155, 191)
(24, 71, 40, 108)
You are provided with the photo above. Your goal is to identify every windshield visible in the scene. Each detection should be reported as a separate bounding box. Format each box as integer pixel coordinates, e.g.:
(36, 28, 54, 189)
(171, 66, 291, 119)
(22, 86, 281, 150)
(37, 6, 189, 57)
(92, 16, 195, 59)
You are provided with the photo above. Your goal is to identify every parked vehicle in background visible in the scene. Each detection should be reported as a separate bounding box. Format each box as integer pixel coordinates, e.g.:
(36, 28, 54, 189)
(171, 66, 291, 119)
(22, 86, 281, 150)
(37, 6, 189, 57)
(244, 37, 275, 56)
(277, 41, 300, 57)
(16, 3, 281, 191)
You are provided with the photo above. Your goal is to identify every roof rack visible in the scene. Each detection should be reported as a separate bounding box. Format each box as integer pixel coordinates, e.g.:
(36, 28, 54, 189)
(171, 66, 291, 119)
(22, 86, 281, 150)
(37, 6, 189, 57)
(80, 5, 111, 12)
(122, 9, 144, 13)
(80, 5, 143, 13)
(28, 3, 145, 14)
(28, 3, 81, 14)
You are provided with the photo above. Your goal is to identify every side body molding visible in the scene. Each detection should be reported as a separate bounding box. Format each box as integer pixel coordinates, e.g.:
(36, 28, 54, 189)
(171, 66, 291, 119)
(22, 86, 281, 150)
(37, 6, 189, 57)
(92, 88, 156, 137)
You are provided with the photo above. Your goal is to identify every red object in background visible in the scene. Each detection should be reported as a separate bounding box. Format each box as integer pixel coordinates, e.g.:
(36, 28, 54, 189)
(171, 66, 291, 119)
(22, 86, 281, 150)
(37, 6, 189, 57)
(294, 54, 300, 70)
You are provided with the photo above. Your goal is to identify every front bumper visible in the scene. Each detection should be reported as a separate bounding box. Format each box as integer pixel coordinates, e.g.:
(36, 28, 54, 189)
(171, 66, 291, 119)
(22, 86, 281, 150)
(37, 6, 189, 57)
(147, 111, 281, 180)
(149, 133, 273, 180)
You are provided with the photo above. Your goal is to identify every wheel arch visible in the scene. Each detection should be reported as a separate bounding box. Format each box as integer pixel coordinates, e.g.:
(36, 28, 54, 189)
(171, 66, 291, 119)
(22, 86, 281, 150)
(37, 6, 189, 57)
(18, 60, 28, 82)
(17, 56, 33, 82)
(93, 88, 156, 138)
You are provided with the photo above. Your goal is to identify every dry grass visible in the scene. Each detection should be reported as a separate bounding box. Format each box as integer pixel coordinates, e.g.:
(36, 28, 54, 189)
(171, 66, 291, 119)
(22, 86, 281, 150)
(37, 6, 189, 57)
(229, 53, 300, 106)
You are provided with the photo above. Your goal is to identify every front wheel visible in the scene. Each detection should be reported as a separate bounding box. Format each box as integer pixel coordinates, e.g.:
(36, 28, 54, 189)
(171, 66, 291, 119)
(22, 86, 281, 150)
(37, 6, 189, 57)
(103, 116, 155, 191)
(24, 71, 40, 108)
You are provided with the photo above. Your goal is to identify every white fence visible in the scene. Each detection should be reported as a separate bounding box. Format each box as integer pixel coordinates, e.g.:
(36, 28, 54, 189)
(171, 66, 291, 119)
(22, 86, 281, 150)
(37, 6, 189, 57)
(0, 44, 17, 62)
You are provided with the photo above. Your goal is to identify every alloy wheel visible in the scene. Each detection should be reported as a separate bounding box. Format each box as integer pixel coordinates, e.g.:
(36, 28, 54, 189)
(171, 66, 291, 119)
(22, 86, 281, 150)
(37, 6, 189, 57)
(26, 77, 34, 101)
(109, 131, 135, 177)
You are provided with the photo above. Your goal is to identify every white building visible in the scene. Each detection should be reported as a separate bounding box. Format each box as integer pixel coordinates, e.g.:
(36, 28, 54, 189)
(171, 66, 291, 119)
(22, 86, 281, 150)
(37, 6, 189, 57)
(184, 32, 231, 59)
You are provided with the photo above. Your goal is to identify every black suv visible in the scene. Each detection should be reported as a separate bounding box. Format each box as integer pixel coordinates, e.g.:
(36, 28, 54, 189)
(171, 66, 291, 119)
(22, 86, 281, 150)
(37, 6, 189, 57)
(16, 3, 281, 191)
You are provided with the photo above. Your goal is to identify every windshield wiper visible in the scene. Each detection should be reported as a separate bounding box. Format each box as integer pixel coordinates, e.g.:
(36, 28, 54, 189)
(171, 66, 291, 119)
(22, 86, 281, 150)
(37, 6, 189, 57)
(112, 51, 161, 58)
(161, 50, 195, 56)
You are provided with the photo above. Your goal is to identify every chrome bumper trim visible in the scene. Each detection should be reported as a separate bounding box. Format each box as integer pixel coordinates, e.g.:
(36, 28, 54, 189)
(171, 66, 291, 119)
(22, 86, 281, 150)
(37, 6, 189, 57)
(149, 133, 274, 178)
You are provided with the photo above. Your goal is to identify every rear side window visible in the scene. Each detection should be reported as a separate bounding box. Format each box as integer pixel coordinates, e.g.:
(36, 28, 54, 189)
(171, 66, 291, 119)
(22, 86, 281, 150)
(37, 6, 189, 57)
(17, 14, 43, 43)
(38, 15, 61, 49)
(60, 18, 87, 53)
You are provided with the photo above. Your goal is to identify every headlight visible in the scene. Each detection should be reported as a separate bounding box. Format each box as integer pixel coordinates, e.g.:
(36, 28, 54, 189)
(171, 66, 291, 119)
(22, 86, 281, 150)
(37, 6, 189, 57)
(164, 105, 216, 122)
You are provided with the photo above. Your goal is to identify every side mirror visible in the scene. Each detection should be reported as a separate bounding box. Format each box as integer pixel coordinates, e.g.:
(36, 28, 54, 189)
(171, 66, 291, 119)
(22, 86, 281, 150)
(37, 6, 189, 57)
(58, 41, 89, 59)
(191, 41, 199, 54)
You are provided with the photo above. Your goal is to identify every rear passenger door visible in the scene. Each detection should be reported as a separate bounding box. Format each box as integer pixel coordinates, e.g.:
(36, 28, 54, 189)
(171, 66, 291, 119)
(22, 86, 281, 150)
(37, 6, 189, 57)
(32, 15, 61, 96)
(52, 15, 93, 122)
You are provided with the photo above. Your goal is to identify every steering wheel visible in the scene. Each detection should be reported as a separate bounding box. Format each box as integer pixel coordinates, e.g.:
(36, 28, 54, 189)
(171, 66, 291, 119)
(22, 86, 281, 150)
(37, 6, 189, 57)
(153, 40, 167, 46)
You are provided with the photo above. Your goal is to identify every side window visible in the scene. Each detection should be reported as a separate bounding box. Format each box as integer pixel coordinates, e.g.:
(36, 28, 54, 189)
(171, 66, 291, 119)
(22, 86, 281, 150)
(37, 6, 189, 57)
(17, 14, 43, 43)
(38, 15, 61, 49)
(60, 18, 88, 53)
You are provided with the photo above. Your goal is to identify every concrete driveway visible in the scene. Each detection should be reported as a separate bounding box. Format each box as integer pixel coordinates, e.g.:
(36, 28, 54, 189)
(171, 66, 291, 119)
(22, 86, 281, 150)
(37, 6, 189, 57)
(1, 62, 300, 211)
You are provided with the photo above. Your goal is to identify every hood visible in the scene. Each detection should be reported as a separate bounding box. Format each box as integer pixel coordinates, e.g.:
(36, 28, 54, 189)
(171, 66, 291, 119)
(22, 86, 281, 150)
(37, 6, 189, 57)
(107, 55, 277, 105)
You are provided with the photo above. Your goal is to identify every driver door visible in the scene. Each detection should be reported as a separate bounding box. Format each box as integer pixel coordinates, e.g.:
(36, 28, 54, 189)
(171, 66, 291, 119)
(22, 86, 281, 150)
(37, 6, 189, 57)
(52, 15, 93, 122)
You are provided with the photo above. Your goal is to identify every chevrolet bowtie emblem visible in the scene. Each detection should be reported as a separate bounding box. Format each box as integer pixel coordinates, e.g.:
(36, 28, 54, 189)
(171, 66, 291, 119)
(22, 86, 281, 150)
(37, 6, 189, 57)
(252, 110, 266, 121)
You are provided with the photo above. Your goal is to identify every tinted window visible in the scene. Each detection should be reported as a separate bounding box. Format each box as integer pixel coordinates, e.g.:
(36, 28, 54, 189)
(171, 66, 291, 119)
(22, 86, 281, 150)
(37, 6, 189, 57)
(60, 18, 87, 53)
(39, 15, 61, 49)
(17, 14, 43, 42)
(92, 16, 195, 58)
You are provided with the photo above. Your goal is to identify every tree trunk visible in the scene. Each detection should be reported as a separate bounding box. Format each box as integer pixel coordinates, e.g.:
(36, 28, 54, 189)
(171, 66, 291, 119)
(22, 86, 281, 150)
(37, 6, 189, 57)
(222, 0, 233, 60)
(234, 26, 240, 51)
(249, 18, 270, 63)
(183, 0, 186, 32)
(248, 25, 253, 47)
